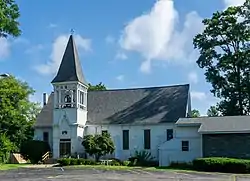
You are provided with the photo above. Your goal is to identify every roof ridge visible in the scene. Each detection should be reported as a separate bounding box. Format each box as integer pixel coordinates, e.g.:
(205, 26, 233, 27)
(88, 83, 190, 92)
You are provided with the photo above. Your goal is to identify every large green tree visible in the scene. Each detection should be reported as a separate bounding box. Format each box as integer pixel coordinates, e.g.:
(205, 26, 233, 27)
(193, 0, 250, 116)
(0, 0, 21, 38)
(0, 76, 40, 151)
(82, 133, 115, 162)
(88, 82, 106, 91)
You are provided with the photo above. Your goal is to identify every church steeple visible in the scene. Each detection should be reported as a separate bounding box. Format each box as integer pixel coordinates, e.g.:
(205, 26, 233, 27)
(51, 35, 88, 85)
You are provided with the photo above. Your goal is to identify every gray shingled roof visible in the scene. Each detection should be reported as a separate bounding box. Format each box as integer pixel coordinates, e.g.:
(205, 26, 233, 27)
(35, 93, 53, 127)
(51, 35, 88, 85)
(176, 116, 250, 133)
(35, 84, 190, 127)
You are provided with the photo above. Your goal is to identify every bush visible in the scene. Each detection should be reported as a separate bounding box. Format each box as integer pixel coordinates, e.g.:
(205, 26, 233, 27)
(193, 157, 250, 173)
(20, 140, 50, 164)
(57, 158, 96, 166)
(170, 162, 192, 170)
(122, 160, 131, 166)
(128, 150, 158, 167)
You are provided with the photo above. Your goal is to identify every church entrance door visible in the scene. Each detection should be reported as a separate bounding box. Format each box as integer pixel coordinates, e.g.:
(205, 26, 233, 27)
(59, 139, 71, 157)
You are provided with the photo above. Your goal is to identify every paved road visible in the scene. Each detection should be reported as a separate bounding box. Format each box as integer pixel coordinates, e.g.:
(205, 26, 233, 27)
(0, 167, 248, 181)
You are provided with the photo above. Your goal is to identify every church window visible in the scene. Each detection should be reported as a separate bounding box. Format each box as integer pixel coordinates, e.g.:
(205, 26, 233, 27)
(43, 132, 49, 143)
(144, 129, 151, 149)
(123, 130, 129, 150)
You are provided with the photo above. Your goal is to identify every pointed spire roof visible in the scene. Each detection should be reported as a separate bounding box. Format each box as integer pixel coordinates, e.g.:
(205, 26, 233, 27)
(51, 35, 88, 85)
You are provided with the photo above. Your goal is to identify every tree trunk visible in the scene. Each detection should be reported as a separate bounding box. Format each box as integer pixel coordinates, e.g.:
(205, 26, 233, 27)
(95, 154, 100, 162)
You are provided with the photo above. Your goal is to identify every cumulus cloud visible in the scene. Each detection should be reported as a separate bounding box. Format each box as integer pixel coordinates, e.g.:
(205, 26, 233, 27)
(119, 0, 204, 73)
(34, 34, 91, 75)
(188, 72, 198, 84)
(223, 0, 245, 7)
(190, 91, 220, 115)
(0, 38, 11, 60)
(191, 91, 207, 101)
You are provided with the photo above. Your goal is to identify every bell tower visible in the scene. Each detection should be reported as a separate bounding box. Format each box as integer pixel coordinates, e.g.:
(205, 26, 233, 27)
(51, 34, 88, 158)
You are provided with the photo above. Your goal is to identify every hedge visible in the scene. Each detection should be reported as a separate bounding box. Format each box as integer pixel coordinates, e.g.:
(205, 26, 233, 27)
(193, 157, 250, 173)
(57, 158, 96, 166)
(57, 158, 131, 166)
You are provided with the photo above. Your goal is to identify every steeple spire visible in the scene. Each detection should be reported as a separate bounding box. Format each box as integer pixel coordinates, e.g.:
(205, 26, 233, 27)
(51, 34, 88, 85)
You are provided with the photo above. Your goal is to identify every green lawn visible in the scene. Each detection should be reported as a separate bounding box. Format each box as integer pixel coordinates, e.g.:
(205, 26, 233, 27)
(0, 164, 25, 170)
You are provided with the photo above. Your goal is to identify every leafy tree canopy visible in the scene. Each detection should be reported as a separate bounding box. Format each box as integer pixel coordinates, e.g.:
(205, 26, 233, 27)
(191, 109, 201, 118)
(0, 0, 21, 38)
(82, 133, 115, 161)
(0, 133, 15, 163)
(207, 105, 221, 117)
(0, 76, 40, 151)
(193, 0, 250, 116)
(88, 82, 106, 91)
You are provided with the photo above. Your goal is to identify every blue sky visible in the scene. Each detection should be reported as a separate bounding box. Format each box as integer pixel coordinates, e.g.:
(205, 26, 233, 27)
(0, 0, 245, 115)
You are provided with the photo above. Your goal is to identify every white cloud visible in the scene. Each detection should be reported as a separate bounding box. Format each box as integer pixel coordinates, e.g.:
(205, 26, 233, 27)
(188, 72, 198, 84)
(105, 35, 115, 44)
(223, 0, 245, 7)
(116, 75, 125, 81)
(34, 34, 91, 75)
(191, 90, 220, 115)
(191, 91, 207, 101)
(0, 38, 11, 60)
(115, 52, 127, 60)
(119, 0, 204, 73)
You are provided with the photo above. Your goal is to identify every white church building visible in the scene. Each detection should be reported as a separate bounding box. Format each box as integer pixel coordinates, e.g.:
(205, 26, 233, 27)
(34, 35, 250, 166)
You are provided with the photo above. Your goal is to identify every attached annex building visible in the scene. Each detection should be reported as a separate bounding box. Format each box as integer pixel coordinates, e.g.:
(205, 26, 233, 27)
(34, 35, 250, 166)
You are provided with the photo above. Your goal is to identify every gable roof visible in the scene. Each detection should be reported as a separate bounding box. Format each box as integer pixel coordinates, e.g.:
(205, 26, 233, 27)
(51, 35, 88, 85)
(176, 116, 250, 133)
(35, 84, 190, 127)
(87, 84, 189, 125)
(35, 93, 53, 127)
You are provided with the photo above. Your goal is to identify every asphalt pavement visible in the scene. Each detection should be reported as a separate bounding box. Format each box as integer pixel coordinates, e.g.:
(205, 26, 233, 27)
(0, 167, 247, 181)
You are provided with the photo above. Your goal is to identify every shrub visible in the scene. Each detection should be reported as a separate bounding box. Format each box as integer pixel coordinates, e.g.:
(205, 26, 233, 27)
(193, 157, 250, 173)
(170, 162, 192, 169)
(128, 150, 158, 167)
(122, 160, 131, 166)
(57, 158, 96, 166)
(20, 140, 50, 164)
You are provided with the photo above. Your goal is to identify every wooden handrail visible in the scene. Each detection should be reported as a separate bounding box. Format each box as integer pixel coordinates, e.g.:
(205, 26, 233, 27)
(42, 151, 50, 161)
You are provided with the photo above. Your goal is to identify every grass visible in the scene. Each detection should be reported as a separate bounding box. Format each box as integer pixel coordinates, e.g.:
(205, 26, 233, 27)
(0, 164, 26, 171)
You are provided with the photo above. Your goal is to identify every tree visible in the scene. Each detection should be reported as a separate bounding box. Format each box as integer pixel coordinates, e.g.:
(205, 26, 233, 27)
(193, 0, 250, 116)
(207, 105, 221, 117)
(88, 82, 106, 91)
(0, 133, 15, 163)
(82, 133, 115, 162)
(0, 76, 40, 151)
(191, 109, 200, 118)
(0, 0, 21, 38)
